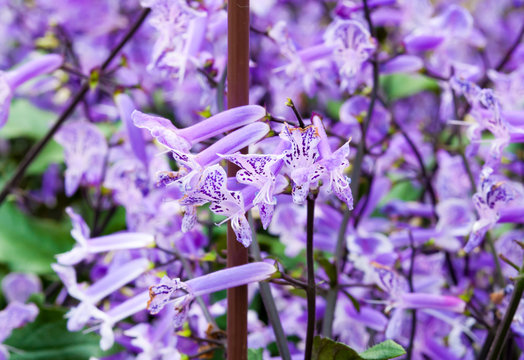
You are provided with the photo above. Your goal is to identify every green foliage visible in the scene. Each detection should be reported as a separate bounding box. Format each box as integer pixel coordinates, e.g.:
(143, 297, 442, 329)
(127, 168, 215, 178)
(359, 340, 406, 360)
(0, 100, 54, 140)
(247, 348, 264, 360)
(0, 202, 73, 274)
(380, 73, 439, 102)
(4, 306, 112, 360)
(312, 337, 406, 360)
(312, 337, 361, 360)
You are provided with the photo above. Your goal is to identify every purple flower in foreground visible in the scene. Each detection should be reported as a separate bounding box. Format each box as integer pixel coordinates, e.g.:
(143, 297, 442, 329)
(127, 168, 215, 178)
(221, 152, 284, 229)
(56, 207, 155, 265)
(52, 259, 152, 331)
(0, 302, 39, 359)
(147, 262, 276, 327)
(280, 123, 322, 204)
(312, 114, 354, 209)
(95, 291, 151, 350)
(465, 167, 517, 252)
(0, 54, 62, 128)
(158, 122, 270, 193)
(55, 122, 108, 196)
(180, 165, 251, 246)
(132, 105, 266, 153)
(115, 93, 148, 170)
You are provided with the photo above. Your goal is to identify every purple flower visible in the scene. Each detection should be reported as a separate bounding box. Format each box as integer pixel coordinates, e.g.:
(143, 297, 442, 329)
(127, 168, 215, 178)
(0, 302, 39, 358)
(279, 123, 322, 204)
(312, 114, 354, 209)
(115, 93, 148, 170)
(142, 0, 208, 79)
(56, 207, 155, 265)
(95, 291, 151, 351)
(147, 262, 276, 327)
(55, 121, 108, 196)
(159, 122, 270, 193)
(180, 165, 251, 246)
(132, 105, 266, 153)
(465, 167, 518, 252)
(324, 20, 376, 92)
(0, 54, 62, 128)
(1, 273, 41, 304)
(373, 265, 465, 339)
(220, 152, 284, 229)
(52, 258, 151, 331)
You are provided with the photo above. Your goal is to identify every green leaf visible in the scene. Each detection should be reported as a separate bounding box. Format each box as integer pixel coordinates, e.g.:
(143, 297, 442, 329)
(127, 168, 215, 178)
(359, 340, 406, 360)
(0, 100, 55, 140)
(380, 74, 439, 102)
(315, 253, 337, 284)
(26, 140, 64, 175)
(0, 203, 73, 274)
(312, 336, 362, 360)
(4, 306, 112, 360)
(247, 348, 264, 360)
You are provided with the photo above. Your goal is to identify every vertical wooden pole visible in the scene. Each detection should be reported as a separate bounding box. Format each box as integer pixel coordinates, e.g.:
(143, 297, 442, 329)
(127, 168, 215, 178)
(227, 1, 249, 359)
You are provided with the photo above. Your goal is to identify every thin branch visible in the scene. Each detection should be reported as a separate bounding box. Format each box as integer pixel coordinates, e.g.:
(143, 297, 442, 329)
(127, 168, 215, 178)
(0, 8, 151, 207)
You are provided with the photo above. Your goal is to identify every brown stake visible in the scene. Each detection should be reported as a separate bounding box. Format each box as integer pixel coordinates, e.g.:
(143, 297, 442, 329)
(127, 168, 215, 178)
(226, 1, 250, 360)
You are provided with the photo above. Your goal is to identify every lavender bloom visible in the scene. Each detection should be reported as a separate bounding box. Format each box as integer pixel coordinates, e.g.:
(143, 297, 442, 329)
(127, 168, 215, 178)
(0, 302, 39, 358)
(1, 273, 41, 304)
(52, 259, 151, 331)
(324, 20, 376, 92)
(220, 152, 284, 229)
(373, 265, 465, 339)
(115, 93, 148, 170)
(158, 122, 270, 193)
(0, 54, 62, 128)
(133, 105, 266, 153)
(279, 123, 322, 204)
(142, 0, 207, 79)
(180, 165, 251, 246)
(55, 121, 108, 196)
(95, 291, 151, 351)
(312, 114, 353, 209)
(56, 207, 155, 265)
(147, 262, 276, 327)
(465, 167, 517, 252)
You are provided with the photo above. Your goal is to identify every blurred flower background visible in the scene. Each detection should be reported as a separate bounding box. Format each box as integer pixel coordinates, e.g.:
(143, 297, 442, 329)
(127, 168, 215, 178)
(0, 0, 524, 359)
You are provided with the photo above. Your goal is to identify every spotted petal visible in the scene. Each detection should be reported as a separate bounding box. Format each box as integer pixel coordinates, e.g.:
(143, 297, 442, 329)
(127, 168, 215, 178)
(147, 276, 188, 315)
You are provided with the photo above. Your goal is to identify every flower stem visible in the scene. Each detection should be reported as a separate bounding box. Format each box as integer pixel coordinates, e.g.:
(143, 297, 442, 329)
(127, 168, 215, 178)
(226, 1, 250, 359)
(0, 8, 151, 207)
(487, 261, 524, 360)
(304, 192, 317, 360)
(249, 215, 291, 360)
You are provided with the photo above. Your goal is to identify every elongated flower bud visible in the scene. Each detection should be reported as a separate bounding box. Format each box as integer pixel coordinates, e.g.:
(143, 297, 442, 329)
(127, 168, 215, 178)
(115, 93, 148, 169)
(132, 105, 266, 152)
(147, 262, 276, 327)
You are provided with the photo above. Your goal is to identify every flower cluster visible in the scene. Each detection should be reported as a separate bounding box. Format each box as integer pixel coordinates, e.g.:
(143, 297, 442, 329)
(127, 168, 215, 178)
(0, 0, 524, 359)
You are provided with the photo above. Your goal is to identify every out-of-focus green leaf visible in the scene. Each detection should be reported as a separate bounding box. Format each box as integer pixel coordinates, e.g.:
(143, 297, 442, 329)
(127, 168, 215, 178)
(26, 140, 64, 175)
(312, 336, 362, 360)
(380, 74, 439, 102)
(0, 202, 72, 274)
(380, 180, 422, 204)
(359, 340, 406, 360)
(0, 100, 54, 140)
(4, 306, 110, 360)
(247, 348, 264, 360)
(327, 100, 343, 120)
